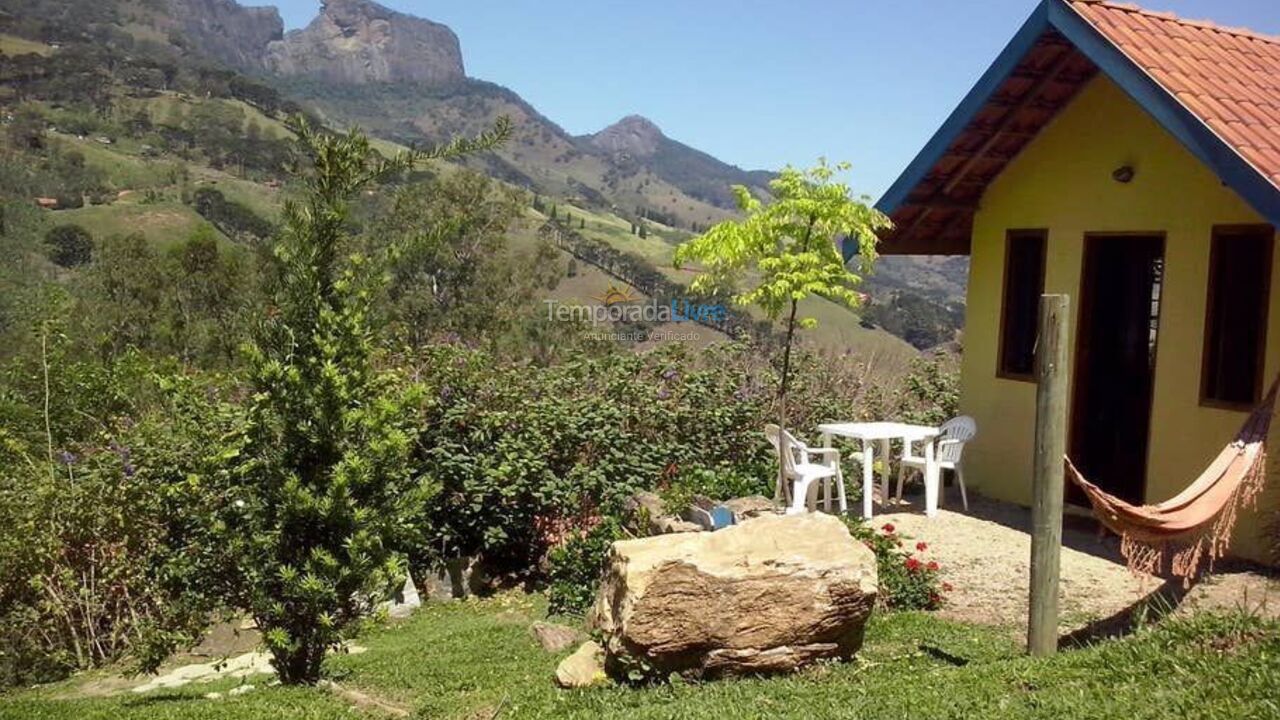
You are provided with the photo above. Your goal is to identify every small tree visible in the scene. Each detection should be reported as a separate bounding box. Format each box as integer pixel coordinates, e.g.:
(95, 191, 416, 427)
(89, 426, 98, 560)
(673, 161, 889, 498)
(219, 116, 510, 684)
(44, 224, 93, 267)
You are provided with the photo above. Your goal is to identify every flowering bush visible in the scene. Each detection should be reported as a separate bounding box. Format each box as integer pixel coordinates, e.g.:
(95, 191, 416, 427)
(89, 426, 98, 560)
(846, 519, 948, 610)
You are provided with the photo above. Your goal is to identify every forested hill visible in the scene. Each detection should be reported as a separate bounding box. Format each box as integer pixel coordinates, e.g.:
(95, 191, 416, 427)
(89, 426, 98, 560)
(0, 0, 963, 351)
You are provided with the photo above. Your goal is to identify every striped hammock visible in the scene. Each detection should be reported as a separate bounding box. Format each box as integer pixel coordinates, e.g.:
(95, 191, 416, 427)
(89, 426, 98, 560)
(1065, 378, 1276, 581)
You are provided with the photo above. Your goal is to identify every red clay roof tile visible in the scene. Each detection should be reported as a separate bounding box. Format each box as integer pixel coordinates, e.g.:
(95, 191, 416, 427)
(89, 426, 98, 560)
(1068, 1, 1280, 188)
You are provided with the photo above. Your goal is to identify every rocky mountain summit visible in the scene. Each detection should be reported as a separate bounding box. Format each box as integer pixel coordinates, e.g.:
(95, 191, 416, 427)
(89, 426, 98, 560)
(170, 0, 284, 70)
(265, 0, 465, 85)
(162, 0, 772, 223)
(587, 115, 665, 159)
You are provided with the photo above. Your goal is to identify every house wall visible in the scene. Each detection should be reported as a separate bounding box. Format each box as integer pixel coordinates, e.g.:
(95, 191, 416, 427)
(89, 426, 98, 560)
(961, 75, 1279, 564)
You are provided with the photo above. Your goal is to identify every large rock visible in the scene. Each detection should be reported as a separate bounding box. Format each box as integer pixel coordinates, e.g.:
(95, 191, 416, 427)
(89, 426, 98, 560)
(590, 513, 876, 678)
(266, 0, 466, 85)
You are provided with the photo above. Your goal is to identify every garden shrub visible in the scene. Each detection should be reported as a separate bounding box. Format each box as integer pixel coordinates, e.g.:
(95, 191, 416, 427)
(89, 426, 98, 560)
(411, 342, 777, 576)
(546, 518, 622, 616)
(411, 342, 959, 607)
(0, 353, 240, 687)
(846, 518, 949, 610)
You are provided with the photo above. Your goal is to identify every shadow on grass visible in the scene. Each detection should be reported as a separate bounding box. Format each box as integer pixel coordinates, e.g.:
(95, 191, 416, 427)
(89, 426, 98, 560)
(1058, 580, 1191, 648)
(919, 645, 970, 666)
(122, 693, 204, 707)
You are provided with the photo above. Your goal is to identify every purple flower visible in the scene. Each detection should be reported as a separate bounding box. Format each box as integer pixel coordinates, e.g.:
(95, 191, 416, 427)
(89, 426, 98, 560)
(656, 387, 671, 400)
(661, 368, 679, 381)
(123, 462, 136, 478)
(57, 450, 77, 466)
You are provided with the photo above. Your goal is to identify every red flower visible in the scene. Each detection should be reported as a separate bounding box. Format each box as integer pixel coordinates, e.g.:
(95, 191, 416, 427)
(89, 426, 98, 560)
(942, 582, 953, 592)
(881, 523, 896, 534)
(904, 556, 921, 571)
(926, 561, 939, 571)
(929, 592, 941, 606)
(916, 541, 929, 552)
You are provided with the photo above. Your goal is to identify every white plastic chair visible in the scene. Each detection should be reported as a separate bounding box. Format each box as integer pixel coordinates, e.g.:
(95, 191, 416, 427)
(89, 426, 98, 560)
(764, 424, 847, 514)
(896, 415, 975, 511)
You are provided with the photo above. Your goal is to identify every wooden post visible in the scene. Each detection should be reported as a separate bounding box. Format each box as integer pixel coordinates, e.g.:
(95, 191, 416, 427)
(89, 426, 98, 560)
(1028, 294, 1068, 656)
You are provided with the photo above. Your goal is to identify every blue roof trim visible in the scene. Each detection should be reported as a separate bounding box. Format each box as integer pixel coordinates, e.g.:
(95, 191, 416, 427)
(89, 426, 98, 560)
(1046, 1, 1280, 227)
(867, 0, 1280, 263)
(873, 1, 1050, 219)
(851, 1, 1049, 263)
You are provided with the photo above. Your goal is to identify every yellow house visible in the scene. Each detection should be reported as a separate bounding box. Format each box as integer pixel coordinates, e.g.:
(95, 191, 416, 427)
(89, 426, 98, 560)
(872, 0, 1280, 564)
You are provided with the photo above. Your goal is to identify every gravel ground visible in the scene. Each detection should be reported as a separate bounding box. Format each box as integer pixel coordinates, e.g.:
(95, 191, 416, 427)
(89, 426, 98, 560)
(876, 493, 1280, 636)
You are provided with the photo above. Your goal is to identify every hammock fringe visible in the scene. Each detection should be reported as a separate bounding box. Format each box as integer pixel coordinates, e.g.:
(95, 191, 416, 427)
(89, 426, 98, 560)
(1066, 378, 1276, 583)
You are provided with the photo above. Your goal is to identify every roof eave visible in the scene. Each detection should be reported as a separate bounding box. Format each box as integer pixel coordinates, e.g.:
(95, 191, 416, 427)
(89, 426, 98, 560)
(870, 0, 1280, 259)
(1047, 0, 1280, 228)
(874, 1, 1051, 221)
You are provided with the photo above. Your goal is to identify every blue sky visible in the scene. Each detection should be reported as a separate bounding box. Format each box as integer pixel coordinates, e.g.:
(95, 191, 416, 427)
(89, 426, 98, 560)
(271, 1, 1280, 197)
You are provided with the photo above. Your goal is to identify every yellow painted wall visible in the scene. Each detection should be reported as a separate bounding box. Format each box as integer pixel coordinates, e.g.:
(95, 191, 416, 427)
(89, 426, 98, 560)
(961, 75, 1280, 564)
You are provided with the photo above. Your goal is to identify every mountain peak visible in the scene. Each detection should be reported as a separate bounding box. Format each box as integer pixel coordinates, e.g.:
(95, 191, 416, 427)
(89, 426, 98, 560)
(589, 115, 665, 157)
(266, 0, 465, 85)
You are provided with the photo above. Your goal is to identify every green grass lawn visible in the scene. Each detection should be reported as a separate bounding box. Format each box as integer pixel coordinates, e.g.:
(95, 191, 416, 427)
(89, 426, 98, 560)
(3, 594, 1277, 719)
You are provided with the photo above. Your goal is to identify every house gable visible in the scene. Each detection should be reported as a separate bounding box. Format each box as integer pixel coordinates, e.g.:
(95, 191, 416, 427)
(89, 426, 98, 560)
(866, 0, 1280, 257)
(958, 73, 1277, 563)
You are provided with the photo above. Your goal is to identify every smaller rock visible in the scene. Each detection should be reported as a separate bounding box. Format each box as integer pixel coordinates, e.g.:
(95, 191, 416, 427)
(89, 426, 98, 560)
(652, 516, 703, 534)
(622, 491, 666, 534)
(386, 575, 421, 619)
(624, 491, 704, 535)
(555, 641, 607, 688)
(228, 684, 255, 696)
(422, 556, 496, 600)
(724, 495, 778, 523)
(531, 621, 581, 653)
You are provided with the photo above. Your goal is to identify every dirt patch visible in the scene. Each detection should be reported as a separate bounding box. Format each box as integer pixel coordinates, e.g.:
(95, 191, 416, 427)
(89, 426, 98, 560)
(878, 494, 1278, 634)
(1176, 570, 1280, 620)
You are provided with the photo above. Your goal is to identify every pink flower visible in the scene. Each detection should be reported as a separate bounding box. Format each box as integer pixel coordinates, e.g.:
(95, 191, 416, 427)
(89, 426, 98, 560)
(881, 523, 896, 534)
(926, 561, 939, 572)
(916, 541, 928, 552)
(942, 582, 954, 592)
(905, 556, 921, 572)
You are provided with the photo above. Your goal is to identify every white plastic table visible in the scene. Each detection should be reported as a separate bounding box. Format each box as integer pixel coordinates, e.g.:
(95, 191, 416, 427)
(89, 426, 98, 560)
(817, 422, 941, 519)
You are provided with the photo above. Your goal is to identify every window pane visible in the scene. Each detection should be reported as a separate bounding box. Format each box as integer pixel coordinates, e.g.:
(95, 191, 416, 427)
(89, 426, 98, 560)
(999, 231, 1047, 377)
(1203, 227, 1272, 406)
